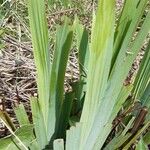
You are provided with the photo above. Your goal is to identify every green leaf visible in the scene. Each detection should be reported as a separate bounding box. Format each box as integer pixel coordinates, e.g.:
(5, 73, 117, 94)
(141, 83, 150, 122)
(65, 1, 150, 149)
(28, 0, 50, 130)
(27, 0, 150, 149)
(53, 139, 64, 150)
(0, 124, 34, 150)
(55, 92, 75, 138)
(104, 117, 135, 150)
(111, 0, 148, 70)
(71, 81, 85, 115)
(30, 97, 48, 149)
(75, 17, 89, 73)
(65, 1, 116, 149)
(29, 140, 40, 150)
(0, 110, 16, 131)
(0, 137, 18, 150)
(14, 104, 30, 126)
(66, 123, 82, 150)
(99, 10, 150, 144)
(133, 41, 150, 99)
(112, 85, 133, 118)
(136, 138, 148, 150)
(79, 0, 115, 149)
(143, 131, 150, 145)
(141, 82, 150, 107)
(73, 18, 89, 109)
(48, 21, 73, 139)
(123, 122, 150, 149)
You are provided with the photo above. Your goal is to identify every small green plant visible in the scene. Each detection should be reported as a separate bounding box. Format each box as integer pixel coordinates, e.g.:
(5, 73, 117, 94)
(0, 0, 150, 149)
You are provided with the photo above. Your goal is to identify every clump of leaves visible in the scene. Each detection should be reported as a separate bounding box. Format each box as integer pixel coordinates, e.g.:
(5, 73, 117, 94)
(0, 0, 150, 150)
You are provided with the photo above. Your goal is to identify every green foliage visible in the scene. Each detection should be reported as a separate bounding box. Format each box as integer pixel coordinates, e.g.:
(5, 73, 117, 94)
(143, 131, 150, 145)
(49, 22, 73, 140)
(53, 139, 64, 150)
(28, 0, 50, 129)
(0, 122, 34, 150)
(14, 104, 30, 126)
(0, 0, 150, 149)
(135, 138, 148, 150)
(133, 42, 150, 101)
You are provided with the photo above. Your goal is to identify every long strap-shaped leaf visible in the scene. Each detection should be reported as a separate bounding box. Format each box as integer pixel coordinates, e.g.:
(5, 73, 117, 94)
(132, 41, 150, 100)
(111, 0, 148, 70)
(79, 0, 115, 148)
(31, 97, 48, 149)
(73, 18, 89, 110)
(28, 0, 50, 132)
(66, 0, 115, 149)
(48, 23, 73, 140)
